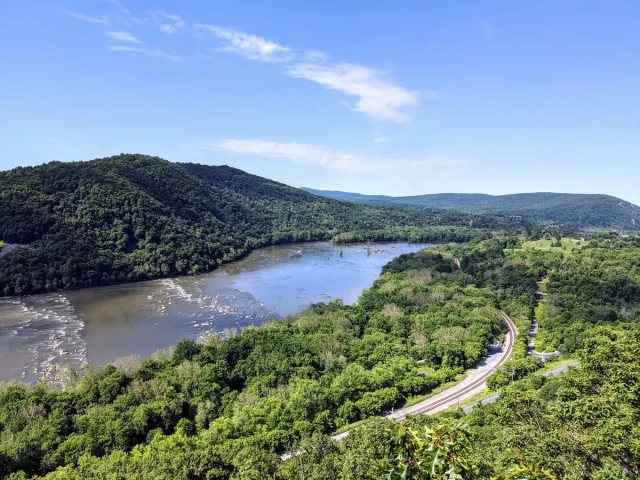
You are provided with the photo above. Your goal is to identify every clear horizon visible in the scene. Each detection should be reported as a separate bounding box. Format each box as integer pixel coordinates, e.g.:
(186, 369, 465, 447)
(1, 1, 639, 204)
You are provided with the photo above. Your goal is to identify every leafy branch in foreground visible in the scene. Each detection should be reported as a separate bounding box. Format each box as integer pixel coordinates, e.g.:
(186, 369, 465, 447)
(383, 423, 477, 479)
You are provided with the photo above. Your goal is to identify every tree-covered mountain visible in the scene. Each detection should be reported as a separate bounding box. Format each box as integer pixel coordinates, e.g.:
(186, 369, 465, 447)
(0, 154, 521, 296)
(301, 188, 640, 232)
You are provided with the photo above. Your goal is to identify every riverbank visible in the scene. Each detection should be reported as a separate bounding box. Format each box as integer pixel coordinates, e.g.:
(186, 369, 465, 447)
(0, 241, 434, 384)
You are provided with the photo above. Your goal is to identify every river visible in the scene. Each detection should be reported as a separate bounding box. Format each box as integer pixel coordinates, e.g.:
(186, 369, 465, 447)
(0, 241, 433, 383)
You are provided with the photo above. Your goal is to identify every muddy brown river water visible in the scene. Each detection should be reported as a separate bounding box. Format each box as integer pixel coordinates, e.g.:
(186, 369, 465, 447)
(0, 241, 434, 382)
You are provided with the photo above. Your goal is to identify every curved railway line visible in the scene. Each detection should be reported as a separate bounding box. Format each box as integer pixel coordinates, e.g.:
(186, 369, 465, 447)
(327, 311, 518, 444)
(282, 311, 519, 456)
(385, 310, 517, 420)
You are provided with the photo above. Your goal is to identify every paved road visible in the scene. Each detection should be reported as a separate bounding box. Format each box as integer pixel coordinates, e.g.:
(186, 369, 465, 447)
(0, 244, 23, 259)
(462, 393, 500, 413)
(542, 360, 580, 376)
(385, 311, 517, 420)
(326, 311, 518, 444)
(0, 243, 32, 260)
(527, 320, 560, 358)
(462, 360, 580, 413)
(282, 315, 578, 460)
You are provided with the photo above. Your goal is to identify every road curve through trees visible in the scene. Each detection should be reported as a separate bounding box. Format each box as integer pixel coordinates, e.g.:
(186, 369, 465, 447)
(386, 311, 517, 419)
(462, 360, 580, 413)
(329, 311, 518, 443)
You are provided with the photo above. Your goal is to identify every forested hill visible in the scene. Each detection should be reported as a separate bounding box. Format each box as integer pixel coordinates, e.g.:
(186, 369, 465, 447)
(2, 234, 638, 479)
(301, 188, 640, 232)
(0, 154, 519, 296)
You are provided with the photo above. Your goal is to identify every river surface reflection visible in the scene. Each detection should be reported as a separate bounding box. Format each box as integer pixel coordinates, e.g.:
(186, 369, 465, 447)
(0, 241, 433, 382)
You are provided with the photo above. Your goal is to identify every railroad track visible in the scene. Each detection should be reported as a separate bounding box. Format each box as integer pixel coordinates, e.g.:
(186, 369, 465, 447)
(282, 311, 518, 457)
(391, 311, 517, 418)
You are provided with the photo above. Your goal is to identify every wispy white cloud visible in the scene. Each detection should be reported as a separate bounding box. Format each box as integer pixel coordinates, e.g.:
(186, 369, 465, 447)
(70, 9, 187, 61)
(203, 139, 466, 173)
(484, 23, 493, 38)
(286, 63, 425, 123)
(195, 24, 292, 62)
(160, 24, 177, 34)
(163, 13, 182, 22)
(109, 45, 140, 53)
(73, 9, 427, 122)
(190, 23, 425, 121)
(156, 12, 186, 34)
(106, 31, 143, 44)
(373, 134, 390, 144)
(109, 45, 186, 62)
(102, 0, 129, 12)
(127, 11, 186, 34)
(304, 50, 328, 61)
(69, 12, 110, 26)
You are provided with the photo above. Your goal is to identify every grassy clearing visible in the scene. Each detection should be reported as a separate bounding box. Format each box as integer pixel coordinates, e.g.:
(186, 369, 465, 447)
(520, 237, 589, 255)
(416, 365, 435, 376)
(536, 278, 549, 293)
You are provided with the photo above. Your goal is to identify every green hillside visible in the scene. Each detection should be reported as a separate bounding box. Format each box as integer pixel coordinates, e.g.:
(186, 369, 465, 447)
(1, 234, 638, 479)
(301, 188, 640, 232)
(0, 154, 520, 296)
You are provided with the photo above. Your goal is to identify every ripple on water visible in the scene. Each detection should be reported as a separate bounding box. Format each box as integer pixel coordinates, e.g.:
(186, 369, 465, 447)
(151, 278, 278, 336)
(0, 294, 88, 384)
(1, 242, 434, 382)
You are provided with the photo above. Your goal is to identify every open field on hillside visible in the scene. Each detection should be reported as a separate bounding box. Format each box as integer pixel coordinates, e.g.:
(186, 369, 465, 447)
(521, 237, 589, 254)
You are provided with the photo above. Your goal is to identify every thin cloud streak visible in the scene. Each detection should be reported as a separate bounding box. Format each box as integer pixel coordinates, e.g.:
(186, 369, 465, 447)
(196, 24, 292, 62)
(161, 24, 177, 34)
(286, 63, 424, 123)
(103, 0, 128, 12)
(194, 23, 422, 122)
(106, 31, 143, 44)
(71, 9, 426, 122)
(304, 50, 328, 61)
(155, 12, 186, 34)
(73, 7, 424, 123)
(69, 12, 110, 26)
(109, 45, 186, 61)
(203, 139, 467, 174)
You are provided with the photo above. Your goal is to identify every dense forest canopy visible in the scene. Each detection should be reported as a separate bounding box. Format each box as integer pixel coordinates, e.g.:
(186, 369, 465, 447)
(0, 236, 509, 479)
(2, 154, 638, 478)
(1, 234, 638, 479)
(301, 188, 640, 232)
(0, 154, 523, 296)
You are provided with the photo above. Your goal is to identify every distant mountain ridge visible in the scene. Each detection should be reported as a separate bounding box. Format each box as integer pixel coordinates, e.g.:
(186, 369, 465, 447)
(301, 188, 640, 232)
(0, 154, 519, 295)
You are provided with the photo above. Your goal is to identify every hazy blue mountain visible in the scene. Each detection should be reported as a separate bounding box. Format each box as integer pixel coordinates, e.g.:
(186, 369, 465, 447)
(301, 188, 640, 231)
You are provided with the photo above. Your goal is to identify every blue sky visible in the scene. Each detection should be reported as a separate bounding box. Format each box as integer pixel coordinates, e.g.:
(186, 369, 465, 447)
(1, 1, 639, 204)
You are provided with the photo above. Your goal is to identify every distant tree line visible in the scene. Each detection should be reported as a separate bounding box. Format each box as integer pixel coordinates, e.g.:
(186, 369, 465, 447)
(306, 188, 640, 233)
